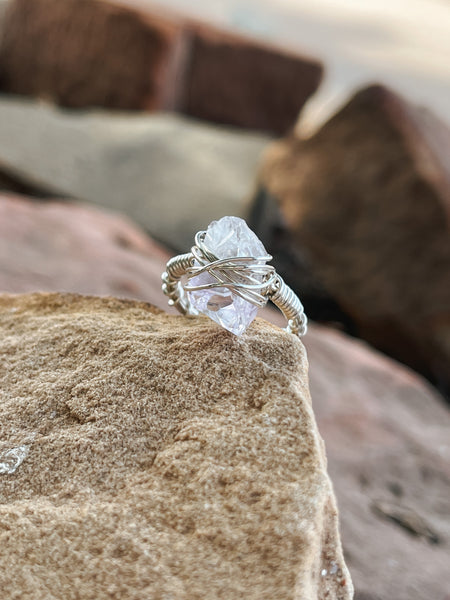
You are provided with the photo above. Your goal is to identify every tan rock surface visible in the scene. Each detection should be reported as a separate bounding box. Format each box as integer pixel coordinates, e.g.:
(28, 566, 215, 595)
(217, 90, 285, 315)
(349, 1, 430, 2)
(0, 293, 352, 600)
(0, 193, 170, 304)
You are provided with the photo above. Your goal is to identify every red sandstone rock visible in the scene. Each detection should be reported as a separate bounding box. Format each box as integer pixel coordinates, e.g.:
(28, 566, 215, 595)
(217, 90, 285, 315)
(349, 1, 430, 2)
(178, 23, 323, 134)
(305, 323, 450, 600)
(0, 0, 178, 110)
(251, 84, 450, 395)
(0, 0, 322, 134)
(0, 193, 171, 306)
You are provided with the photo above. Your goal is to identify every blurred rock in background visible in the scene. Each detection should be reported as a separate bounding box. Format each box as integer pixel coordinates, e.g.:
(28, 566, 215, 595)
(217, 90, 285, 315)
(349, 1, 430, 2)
(0, 192, 170, 304)
(0, 0, 322, 134)
(0, 97, 268, 250)
(250, 84, 450, 397)
(169, 22, 322, 135)
(0, 0, 8, 20)
(306, 324, 450, 600)
(0, 0, 178, 111)
(139, 0, 449, 135)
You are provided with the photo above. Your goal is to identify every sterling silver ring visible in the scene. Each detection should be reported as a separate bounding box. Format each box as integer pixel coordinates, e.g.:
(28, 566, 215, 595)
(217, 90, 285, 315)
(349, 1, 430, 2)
(161, 216, 307, 337)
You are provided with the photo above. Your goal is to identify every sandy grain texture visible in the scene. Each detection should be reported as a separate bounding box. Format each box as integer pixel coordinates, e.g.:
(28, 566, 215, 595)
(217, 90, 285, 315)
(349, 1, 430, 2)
(0, 292, 352, 600)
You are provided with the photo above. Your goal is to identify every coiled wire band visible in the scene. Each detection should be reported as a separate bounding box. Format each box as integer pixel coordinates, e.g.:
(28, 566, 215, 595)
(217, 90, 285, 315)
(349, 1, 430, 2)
(162, 232, 307, 337)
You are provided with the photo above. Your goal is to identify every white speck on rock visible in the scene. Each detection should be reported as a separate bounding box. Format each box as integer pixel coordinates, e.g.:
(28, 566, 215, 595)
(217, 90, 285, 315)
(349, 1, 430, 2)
(321, 569, 328, 577)
(0, 445, 30, 474)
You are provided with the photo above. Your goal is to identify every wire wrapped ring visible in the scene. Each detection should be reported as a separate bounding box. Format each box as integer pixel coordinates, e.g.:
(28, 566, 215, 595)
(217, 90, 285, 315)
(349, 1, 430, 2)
(161, 219, 307, 337)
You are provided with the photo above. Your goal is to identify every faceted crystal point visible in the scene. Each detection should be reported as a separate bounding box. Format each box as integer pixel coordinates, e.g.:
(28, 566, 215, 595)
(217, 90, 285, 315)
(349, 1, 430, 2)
(187, 216, 269, 335)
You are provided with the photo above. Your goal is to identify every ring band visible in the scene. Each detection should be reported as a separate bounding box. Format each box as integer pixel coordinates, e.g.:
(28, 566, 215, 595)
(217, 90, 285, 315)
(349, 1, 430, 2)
(161, 217, 307, 337)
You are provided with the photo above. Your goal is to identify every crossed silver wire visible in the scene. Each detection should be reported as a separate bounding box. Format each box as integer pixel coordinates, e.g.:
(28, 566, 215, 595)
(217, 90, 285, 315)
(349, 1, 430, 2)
(183, 231, 277, 308)
(161, 229, 307, 337)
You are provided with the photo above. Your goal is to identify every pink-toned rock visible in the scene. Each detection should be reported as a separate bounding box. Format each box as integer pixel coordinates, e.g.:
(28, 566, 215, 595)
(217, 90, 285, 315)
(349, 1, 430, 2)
(304, 323, 450, 600)
(0, 193, 170, 306)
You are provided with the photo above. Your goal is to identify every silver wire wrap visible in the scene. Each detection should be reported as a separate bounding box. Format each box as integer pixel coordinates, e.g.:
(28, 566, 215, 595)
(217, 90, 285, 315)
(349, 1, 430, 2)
(161, 231, 307, 337)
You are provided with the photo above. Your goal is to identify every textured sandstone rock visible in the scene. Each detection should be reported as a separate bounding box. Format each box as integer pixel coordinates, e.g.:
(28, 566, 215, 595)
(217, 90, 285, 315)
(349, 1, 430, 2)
(0, 0, 322, 134)
(0, 193, 171, 304)
(0, 97, 268, 250)
(0, 293, 352, 600)
(250, 84, 450, 396)
(305, 324, 450, 600)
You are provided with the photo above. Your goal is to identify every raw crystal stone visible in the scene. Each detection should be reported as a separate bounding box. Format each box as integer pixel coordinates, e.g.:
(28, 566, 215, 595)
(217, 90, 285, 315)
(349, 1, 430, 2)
(187, 216, 269, 335)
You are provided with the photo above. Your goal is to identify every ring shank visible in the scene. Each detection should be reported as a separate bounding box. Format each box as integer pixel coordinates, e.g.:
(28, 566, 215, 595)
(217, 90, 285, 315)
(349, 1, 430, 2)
(161, 253, 195, 315)
(269, 276, 308, 336)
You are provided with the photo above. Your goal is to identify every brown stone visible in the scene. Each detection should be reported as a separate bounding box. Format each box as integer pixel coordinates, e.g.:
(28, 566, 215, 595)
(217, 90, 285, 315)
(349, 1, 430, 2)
(0, 0, 322, 134)
(178, 23, 323, 134)
(250, 84, 450, 395)
(0, 193, 171, 306)
(0, 293, 352, 600)
(304, 323, 450, 600)
(0, 0, 179, 110)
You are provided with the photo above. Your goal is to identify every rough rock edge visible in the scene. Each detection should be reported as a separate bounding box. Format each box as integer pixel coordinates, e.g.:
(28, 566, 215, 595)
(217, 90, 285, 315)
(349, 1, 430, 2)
(0, 292, 353, 600)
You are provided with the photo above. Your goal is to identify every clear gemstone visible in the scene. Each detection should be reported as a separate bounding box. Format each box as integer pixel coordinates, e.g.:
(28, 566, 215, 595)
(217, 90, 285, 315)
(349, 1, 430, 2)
(187, 216, 269, 335)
